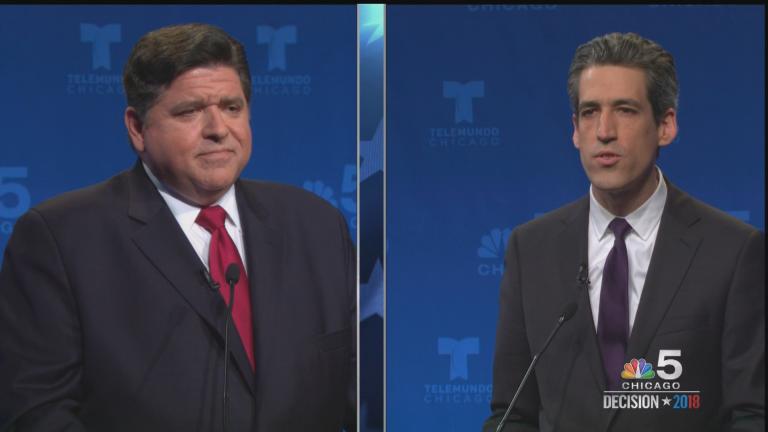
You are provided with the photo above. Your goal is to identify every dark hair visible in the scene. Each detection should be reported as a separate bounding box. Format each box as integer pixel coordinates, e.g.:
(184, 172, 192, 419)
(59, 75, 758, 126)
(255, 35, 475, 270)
(123, 23, 252, 120)
(567, 32, 678, 124)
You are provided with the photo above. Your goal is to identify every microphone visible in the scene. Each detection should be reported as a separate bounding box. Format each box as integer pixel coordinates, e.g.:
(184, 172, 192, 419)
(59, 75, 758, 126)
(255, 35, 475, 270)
(577, 263, 589, 291)
(225, 264, 240, 289)
(495, 264, 587, 432)
(222, 264, 240, 432)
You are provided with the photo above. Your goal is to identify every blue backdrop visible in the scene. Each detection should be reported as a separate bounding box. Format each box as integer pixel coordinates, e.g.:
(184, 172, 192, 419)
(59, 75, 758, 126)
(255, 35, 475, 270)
(386, 5, 764, 431)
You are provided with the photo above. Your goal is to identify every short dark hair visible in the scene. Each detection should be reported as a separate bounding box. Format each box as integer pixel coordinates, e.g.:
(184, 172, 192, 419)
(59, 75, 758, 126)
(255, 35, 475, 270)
(123, 23, 252, 120)
(567, 32, 678, 124)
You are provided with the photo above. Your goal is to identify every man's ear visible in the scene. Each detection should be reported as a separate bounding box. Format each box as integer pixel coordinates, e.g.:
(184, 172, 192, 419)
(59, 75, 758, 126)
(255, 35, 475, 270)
(125, 107, 145, 153)
(572, 114, 580, 149)
(657, 108, 677, 147)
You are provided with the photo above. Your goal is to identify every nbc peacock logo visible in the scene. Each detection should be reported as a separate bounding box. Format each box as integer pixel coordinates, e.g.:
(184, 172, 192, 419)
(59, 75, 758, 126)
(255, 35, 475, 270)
(621, 358, 656, 380)
(477, 228, 511, 259)
(476, 227, 511, 277)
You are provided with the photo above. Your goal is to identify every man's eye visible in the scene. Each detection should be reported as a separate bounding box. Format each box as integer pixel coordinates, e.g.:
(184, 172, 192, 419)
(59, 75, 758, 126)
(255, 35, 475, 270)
(617, 107, 637, 114)
(226, 104, 242, 113)
(175, 108, 198, 117)
(580, 109, 596, 118)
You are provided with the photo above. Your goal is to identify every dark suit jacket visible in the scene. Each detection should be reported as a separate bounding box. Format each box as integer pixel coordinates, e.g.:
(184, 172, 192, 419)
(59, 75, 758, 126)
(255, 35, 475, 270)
(484, 182, 764, 432)
(0, 162, 356, 432)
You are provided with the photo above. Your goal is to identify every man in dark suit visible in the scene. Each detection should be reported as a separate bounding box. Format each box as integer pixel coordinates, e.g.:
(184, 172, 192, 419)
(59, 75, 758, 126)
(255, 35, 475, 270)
(0, 23, 355, 431)
(485, 33, 764, 432)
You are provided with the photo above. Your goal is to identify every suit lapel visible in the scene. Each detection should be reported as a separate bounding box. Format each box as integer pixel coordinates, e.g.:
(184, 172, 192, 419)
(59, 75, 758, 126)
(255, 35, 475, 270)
(553, 199, 619, 431)
(127, 162, 223, 335)
(126, 162, 256, 396)
(235, 181, 283, 391)
(555, 198, 608, 392)
(626, 183, 702, 360)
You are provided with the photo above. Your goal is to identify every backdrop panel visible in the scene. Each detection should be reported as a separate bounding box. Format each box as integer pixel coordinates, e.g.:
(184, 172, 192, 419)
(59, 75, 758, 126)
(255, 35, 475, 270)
(0, 5, 357, 427)
(386, 5, 764, 431)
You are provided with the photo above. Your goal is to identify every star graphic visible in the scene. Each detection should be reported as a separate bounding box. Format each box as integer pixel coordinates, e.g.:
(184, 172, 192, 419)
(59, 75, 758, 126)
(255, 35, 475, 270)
(360, 119, 383, 181)
(360, 5, 384, 46)
(662, 396, 672, 406)
(360, 259, 383, 319)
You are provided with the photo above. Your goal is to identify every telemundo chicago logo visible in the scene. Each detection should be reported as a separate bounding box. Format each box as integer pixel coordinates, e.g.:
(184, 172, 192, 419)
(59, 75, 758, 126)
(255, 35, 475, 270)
(81, 24, 120, 70)
(603, 350, 701, 410)
(67, 23, 124, 96)
(424, 337, 491, 404)
(438, 337, 478, 380)
(257, 25, 295, 71)
(426, 80, 502, 149)
(252, 25, 311, 97)
(477, 227, 511, 277)
(444, 81, 483, 124)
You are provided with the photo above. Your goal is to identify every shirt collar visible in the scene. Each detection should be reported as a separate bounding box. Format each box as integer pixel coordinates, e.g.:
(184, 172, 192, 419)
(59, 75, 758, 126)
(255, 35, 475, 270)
(589, 166, 668, 241)
(142, 162, 240, 231)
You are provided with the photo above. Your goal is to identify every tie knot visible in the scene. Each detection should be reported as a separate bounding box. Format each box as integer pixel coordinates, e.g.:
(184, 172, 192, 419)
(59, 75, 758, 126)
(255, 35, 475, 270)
(196, 205, 228, 233)
(608, 218, 632, 240)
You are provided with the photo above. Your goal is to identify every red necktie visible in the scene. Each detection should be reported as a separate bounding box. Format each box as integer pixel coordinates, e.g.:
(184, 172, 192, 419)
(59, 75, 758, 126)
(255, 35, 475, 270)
(196, 205, 254, 370)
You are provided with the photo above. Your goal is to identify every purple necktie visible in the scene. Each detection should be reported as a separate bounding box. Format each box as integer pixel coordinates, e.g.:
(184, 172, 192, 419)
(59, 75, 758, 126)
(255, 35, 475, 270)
(598, 218, 631, 390)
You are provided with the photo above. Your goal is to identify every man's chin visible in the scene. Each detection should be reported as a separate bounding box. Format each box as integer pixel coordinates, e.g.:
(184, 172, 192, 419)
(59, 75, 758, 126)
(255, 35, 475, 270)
(198, 168, 241, 188)
(200, 179, 237, 196)
(590, 177, 632, 196)
(167, 178, 237, 206)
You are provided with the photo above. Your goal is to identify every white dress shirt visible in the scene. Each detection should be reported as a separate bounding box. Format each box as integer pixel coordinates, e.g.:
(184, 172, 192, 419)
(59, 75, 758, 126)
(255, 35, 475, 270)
(142, 163, 247, 274)
(587, 167, 667, 333)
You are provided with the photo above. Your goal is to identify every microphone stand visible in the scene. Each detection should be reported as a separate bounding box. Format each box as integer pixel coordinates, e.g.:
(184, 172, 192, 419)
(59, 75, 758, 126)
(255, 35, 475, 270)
(496, 264, 588, 432)
(222, 264, 240, 432)
(495, 304, 576, 432)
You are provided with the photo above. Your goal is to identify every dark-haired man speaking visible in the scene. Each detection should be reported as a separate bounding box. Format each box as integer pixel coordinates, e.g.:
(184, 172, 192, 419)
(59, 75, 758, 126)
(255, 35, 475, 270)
(0, 24, 355, 432)
(485, 33, 763, 432)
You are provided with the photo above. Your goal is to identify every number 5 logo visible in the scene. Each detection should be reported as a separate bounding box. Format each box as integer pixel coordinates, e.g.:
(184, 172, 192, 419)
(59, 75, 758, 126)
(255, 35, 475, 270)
(0, 167, 31, 219)
(657, 349, 683, 380)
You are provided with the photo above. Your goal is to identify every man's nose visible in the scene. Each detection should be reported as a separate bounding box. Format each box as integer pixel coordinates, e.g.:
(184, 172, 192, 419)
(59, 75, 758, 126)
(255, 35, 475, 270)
(596, 111, 617, 144)
(202, 107, 229, 142)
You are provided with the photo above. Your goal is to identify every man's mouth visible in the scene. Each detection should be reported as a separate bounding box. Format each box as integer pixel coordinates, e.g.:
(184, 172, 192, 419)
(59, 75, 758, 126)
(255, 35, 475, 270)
(595, 151, 621, 166)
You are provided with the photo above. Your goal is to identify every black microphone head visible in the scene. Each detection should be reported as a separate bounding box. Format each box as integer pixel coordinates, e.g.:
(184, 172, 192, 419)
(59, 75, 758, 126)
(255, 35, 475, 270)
(225, 264, 240, 285)
(561, 302, 578, 322)
(577, 263, 588, 283)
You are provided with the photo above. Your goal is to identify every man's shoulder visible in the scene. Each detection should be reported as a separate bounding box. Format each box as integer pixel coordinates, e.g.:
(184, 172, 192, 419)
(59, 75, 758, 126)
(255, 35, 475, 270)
(513, 196, 588, 238)
(668, 184, 761, 239)
(31, 169, 132, 220)
(6, 169, 135, 247)
(237, 179, 343, 224)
